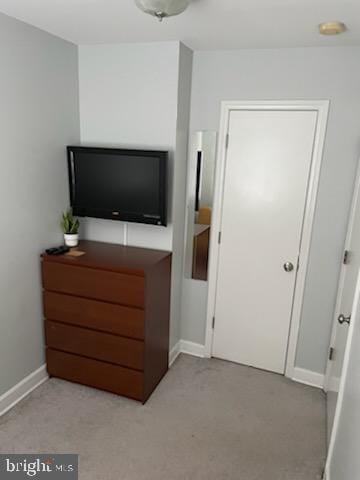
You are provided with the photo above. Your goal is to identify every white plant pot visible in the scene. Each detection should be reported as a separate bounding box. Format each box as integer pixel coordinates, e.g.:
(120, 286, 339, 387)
(64, 233, 79, 247)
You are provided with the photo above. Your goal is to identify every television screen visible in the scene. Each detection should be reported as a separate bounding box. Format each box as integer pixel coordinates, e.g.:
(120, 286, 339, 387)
(67, 146, 167, 226)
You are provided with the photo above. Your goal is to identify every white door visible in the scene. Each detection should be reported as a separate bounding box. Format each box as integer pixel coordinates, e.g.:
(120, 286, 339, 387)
(212, 109, 318, 373)
(326, 269, 360, 480)
(325, 162, 360, 441)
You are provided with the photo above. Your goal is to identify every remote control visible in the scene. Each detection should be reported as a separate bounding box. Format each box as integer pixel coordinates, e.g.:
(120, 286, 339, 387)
(46, 246, 70, 255)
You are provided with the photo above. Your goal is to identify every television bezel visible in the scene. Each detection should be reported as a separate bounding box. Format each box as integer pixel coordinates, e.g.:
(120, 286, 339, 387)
(67, 146, 168, 226)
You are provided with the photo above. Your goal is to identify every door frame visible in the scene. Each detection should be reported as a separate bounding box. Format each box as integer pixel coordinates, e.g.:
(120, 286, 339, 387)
(324, 158, 360, 392)
(204, 100, 329, 379)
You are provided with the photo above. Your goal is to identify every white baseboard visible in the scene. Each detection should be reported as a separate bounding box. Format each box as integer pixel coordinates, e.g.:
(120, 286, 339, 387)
(169, 340, 206, 367)
(292, 367, 324, 389)
(323, 465, 330, 480)
(179, 340, 206, 358)
(169, 341, 181, 367)
(0, 365, 48, 417)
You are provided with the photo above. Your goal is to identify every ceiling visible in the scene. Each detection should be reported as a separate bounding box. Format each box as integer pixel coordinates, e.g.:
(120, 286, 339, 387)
(0, 0, 359, 50)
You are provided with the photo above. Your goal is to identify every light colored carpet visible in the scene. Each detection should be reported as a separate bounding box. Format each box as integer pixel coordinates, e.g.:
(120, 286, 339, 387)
(0, 354, 326, 480)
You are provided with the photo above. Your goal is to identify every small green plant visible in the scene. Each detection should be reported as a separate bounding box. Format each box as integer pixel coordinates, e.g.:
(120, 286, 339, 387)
(61, 208, 80, 235)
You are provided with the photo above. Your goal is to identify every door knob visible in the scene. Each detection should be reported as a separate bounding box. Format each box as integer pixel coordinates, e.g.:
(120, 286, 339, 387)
(338, 314, 351, 325)
(283, 262, 294, 272)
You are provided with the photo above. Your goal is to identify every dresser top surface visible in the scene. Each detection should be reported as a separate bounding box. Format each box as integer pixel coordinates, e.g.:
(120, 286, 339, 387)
(42, 240, 171, 276)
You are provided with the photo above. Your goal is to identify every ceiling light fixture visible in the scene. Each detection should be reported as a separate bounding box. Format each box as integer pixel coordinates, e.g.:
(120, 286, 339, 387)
(319, 21, 347, 35)
(135, 0, 191, 21)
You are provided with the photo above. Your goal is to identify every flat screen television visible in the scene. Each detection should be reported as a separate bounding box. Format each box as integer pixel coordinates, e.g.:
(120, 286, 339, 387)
(67, 146, 167, 226)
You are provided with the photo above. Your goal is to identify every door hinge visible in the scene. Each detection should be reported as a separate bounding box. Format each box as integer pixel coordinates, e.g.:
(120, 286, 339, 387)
(225, 133, 229, 150)
(212, 316, 216, 329)
(343, 249, 349, 265)
(329, 347, 335, 361)
(218, 231, 222, 244)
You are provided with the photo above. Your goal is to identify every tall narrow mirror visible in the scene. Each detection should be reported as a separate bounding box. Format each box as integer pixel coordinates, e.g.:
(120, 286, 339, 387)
(185, 131, 217, 281)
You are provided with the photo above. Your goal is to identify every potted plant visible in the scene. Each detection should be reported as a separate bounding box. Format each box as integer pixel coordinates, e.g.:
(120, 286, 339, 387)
(61, 208, 80, 247)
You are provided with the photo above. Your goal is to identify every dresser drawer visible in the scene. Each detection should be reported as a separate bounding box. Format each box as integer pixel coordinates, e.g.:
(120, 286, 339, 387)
(46, 349, 143, 401)
(42, 261, 144, 308)
(45, 320, 144, 370)
(43, 291, 144, 340)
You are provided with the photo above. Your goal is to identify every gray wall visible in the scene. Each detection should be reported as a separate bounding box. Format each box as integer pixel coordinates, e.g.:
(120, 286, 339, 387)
(0, 13, 80, 395)
(78, 42, 192, 349)
(187, 47, 360, 374)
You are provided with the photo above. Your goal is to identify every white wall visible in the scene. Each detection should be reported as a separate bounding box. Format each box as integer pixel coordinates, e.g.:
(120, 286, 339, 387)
(78, 41, 192, 349)
(0, 13, 79, 395)
(187, 47, 360, 374)
(78, 42, 180, 250)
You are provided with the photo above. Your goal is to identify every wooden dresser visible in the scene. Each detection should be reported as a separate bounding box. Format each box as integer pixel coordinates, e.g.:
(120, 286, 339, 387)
(41, 240, 171, 403)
